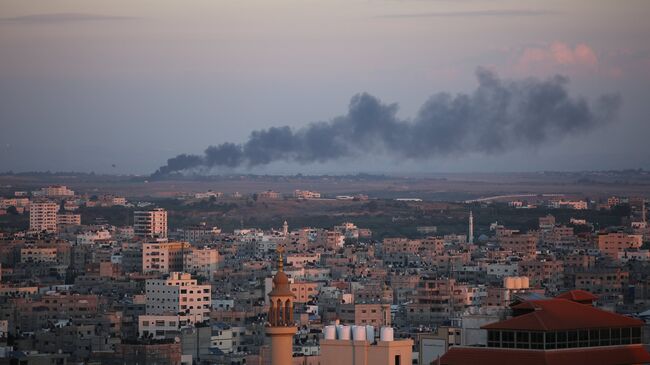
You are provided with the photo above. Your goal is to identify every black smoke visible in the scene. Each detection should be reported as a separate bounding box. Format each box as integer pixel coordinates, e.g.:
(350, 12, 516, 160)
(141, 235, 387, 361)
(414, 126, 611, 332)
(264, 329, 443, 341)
(153, 68, 621, 176)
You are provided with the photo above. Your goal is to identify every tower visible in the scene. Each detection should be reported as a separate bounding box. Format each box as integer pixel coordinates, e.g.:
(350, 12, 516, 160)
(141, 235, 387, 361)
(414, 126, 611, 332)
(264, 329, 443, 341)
(266, 246, 296, 365)
(468, 210, 474, 244)
(282, 220, 288, 236)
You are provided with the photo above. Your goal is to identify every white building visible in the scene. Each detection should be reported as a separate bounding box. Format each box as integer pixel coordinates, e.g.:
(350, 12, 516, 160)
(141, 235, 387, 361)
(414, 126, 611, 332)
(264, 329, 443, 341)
(145, 272, 211, 324)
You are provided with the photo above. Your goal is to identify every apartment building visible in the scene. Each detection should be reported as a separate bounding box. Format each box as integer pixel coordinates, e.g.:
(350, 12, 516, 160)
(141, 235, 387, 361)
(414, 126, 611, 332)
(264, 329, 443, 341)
(134, 208, 168, 239)
(597, 232, 643, 259)
(145, 272, 211, 324)
(29, 200, 59, 233)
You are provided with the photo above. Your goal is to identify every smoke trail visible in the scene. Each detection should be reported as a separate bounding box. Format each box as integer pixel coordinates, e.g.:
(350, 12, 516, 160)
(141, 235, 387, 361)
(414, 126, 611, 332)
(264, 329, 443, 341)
(153, 68, 621, 176)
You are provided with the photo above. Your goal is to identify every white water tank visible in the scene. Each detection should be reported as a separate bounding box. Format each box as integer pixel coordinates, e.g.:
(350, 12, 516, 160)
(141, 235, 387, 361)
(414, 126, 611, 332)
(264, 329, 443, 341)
(380, 326, 394, 341)
(514, 277, 523, 289)
(337, 325, 351, 340)
(504, 277, 515, 289)
(521, 276, 530, 289)
(365, 325, 375, 342)
(324, 325, 336, 340)
(352, 325, 366, 341)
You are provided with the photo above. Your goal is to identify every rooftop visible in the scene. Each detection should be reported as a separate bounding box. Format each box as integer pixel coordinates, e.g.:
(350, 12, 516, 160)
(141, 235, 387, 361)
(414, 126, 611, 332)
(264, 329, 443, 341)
(483, 299, 642, 331)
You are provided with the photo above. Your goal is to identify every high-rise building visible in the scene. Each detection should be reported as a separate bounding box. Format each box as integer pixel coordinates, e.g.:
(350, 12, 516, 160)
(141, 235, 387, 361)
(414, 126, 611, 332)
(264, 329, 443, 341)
(29, 200, 59, 233)
(134, 208, 168, 239)
(266, 248, 296, 365)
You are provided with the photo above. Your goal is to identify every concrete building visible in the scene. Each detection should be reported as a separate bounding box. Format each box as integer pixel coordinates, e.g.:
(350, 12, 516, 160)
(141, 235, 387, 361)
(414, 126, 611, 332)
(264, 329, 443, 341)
(142, 241, 191, 274)
(145, 272, 211, 324)
(56, 213, 81, 227)
(29, 200, 59, 233)
(35, 185, 75, 197)
(184, 246, 220, 278)
(597, 232, 643, 259)
(134, 208, 168, 239)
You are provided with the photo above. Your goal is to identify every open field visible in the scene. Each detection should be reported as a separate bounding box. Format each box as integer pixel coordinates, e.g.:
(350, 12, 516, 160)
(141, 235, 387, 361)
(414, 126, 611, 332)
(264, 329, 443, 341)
(1, 171, 650, 201)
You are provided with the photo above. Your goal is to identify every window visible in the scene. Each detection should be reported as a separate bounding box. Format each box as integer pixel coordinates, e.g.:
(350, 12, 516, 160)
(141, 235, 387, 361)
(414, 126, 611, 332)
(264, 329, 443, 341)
(531, 332, 544, 349)
(502, 331, 515, 348)
(487, 331, 500, 347)
(516, 332, 529, 349)
(556, 331, 567, 349)
(611, 328, 621, 345)
(599, 329, 610, 346)
(631, 327, 641, 343)
(394, 355, 401, 365)
(589, 330, 599, 347)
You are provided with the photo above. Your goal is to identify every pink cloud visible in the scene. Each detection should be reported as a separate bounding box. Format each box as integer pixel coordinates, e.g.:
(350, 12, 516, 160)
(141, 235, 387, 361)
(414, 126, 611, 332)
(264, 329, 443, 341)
(516, 42, 599, 74)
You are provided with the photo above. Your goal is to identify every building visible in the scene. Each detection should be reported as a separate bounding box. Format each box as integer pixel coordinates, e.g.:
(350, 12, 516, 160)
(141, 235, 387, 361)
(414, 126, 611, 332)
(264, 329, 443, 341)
(293, 190, 321, 199)
(499, 233, 537, 259)
(266, 248, 297, 365)
(177, 225, 221, 243)
(29, 200, 59, 233)
(440, 292, 650, 365)
(34, 185, 75, 197)
(134, 208, 168, 239)
(142, 241, 191, 274)
(97, 339, 181, 365)
(145, 272, 211, 324)
(320, 326, 413, 365)
(56, 213, 81, 227)
(184, 246, 220, 278)
(597, 232, 643, 259)
(258, 190, 281, 200)
(20, 245, 58, 264)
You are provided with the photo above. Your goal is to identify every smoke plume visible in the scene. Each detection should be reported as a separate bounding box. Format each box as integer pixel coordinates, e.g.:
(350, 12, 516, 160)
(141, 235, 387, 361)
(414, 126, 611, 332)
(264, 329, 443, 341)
(154, 68, 621, 176)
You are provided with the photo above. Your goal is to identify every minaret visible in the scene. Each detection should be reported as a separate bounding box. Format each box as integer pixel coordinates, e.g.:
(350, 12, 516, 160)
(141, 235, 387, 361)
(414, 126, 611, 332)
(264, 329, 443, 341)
(266, 246, 296, 365)
(282, 220, 288, 236)
(468, 210, 474, 244)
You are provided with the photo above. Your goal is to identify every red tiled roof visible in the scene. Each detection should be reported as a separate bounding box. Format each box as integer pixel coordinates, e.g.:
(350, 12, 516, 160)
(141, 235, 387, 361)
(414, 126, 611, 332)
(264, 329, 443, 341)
(555, 290, 598, 303)
(439, 345, 650, 365)
(482, 299, 642, 331)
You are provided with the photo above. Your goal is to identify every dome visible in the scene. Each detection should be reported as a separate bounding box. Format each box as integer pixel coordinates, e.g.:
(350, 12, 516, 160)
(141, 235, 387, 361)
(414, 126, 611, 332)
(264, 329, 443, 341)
(273, 270, 290, 286)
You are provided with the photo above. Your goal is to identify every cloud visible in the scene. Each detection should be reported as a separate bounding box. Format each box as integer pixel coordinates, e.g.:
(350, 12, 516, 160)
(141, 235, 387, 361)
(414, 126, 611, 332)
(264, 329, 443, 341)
(0, 13, 136, 24)
(378, 9, 559, 19)
(516, 42, 599, 74)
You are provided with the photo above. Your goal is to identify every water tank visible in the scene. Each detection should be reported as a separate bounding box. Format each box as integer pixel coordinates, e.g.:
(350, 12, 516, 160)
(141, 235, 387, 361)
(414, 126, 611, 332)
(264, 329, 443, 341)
(514, 277, 523, 289)
(337, 325, 351, 340)
(323, 325, 336, 340)
(504, 277, 515, 289)
(352, 325, 366, 341)
(521, 276, 530, 289)
(365, 326, 375, 342)
(380, 326, 394, 341)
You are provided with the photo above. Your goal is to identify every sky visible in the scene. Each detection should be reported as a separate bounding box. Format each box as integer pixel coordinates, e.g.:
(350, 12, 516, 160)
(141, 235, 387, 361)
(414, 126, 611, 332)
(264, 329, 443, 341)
(1, 0, 649, 175)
